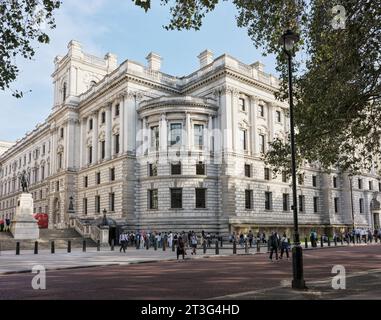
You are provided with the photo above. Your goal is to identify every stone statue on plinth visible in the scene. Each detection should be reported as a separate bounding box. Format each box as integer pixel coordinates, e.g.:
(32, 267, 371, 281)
(10, 170, 39, 240)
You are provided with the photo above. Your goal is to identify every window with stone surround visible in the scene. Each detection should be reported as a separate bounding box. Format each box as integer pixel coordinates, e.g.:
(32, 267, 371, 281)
(282, 171, 288, 183)
(109, 193, 115, 212)
(148, 189, 158, 209)
(334, 197, 339, 213)
(170, 123, 182, 146)
(359, 198, 364, 214)
(149, 163, 157, 177)
(196, 162, 205, 175)
(84, 176, 88, 188)
(114, 134, 120, 154)
(240, 129, 247, 151)
(101, 140, 105, 160)
(299, 195, 305, 212)
(244, 164, 251, 178)
(312, 175, 317, 187)
(313, 197, 319, 213)
(265, 191, 272, 210)
(369, 180, 373, 190)
(170, 188, 182, 209)
(283, 194, 290, 211)
(258, 105, 264, 117)
(115, 104, 120, 117)
(110, 168, 115, 181)
(96, 172, 101, 185)
(358, 178, 363, 189)
(276, 110, 281, 123)
(101, 111, 106, 124)
(88, 146, 92, 164)
(83, 198, 88, 215)
(151, 126, 159, 151)
(95, 195, 100, 213)
(196, 188, 206, 208)
(259, 134, 265, 153)
(194, 124, 204, 149)
(333, 176, 337, 188)
(171, 162, 181, 175)
(89, 118, 93, 130)
(245, 190, 253, 209)
(264, 168, 271, 180)
(239, 98, 246, 112)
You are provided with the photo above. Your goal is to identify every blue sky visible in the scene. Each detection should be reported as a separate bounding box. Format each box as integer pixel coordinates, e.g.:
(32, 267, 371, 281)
(0, 0, 277, 142)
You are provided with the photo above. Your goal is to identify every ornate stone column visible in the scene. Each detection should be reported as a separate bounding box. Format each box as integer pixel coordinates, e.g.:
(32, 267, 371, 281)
(159, 113, 167, 152)
(186, 112, 191, 151)
(105, 103, 112, 160)
(250, 96, 259, 156)
(92, 111, 99, 164)
(119, 93, 125, 154)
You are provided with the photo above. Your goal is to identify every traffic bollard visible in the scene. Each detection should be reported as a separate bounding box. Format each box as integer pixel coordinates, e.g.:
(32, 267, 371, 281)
(245, 239, 249, 254)
(233, 240, 237, 254)
(154, 240, 157, 251)
(82, 240, 87, 252)
(111, 239, 115, 251)
(34, 241, 38, 254)
(203, 241, 207, 254)
(97, 240, 100, 251)
(334, 237, 337, 246)
(68, 240, 71, 253)
(51, 241, 55, 254)
(215, 241, 219, 255)
(305, 238, 308, 249)
(256, 241, 260, 253)
(320, 236, 324, 247)
(16, 242, 20, 255)
(163, 241, 166, 251)
(328, 237, 331, 246)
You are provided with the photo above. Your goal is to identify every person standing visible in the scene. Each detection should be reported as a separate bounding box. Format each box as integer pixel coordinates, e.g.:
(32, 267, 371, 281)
(191, 233, 198, 255)
(248, 230, 254, 248)
(119, 233, 126, 253)
(269, 232, 280, 261)
(280, 233, 290, 260)
(177, 236, 186, 260)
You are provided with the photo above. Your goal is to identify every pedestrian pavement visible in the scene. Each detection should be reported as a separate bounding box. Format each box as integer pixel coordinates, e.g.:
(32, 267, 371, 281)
(0, 242, 378, 275)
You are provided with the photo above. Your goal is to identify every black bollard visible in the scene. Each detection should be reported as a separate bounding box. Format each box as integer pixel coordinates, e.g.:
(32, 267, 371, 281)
(146, 240, 149, 250)
(305, 237, 308, 249)
(51, 241, 55, 254)
(163, 240, 166, 251)
(111, 239, 115, 251)
(334, 237, 337, 246)
(16, 242, 20, 255)
(172, 242, 175, 252)
(67, 240, 71, 253)
(233, 240, 237, 254)
(220, 238, 223, 248)
(245, 239, 249, 254)
(256, 240, 260, 253)
(203, 240, 207, 254)
(320, 236, 324, 247)
(34, 241, 38, 254)
(154, 240, 157, 251)
(341, 237, 343, 246)
(215, 241, 219, 255)
(97, 240, 100, 251)
(328, 237, 331, 247)
(82, 239, 87, 252)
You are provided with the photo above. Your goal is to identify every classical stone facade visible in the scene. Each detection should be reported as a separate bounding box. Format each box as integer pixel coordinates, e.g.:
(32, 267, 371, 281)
(0, 41, 380, 237)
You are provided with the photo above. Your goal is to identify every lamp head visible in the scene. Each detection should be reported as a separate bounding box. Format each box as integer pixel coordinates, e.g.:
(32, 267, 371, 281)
(279, 29, 300, 53)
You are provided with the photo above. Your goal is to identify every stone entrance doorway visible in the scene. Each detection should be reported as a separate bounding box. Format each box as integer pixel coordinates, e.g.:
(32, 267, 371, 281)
(373, 213, 380, 229)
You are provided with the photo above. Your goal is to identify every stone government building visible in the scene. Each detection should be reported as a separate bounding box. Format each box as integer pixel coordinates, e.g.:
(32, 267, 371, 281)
(0, 40, 380, 239)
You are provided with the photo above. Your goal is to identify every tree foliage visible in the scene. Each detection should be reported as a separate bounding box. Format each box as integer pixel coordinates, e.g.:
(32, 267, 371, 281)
(0, 0, 61, 97)
(134, 0, 381, 175)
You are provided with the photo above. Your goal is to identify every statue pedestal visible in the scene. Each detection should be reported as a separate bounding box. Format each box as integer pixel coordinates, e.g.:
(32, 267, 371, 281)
(11, 193, 39, 240)
(100, 226, 110, 246)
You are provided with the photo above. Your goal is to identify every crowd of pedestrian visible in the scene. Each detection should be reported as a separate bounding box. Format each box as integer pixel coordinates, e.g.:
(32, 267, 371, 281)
(0, 216, 11, 232)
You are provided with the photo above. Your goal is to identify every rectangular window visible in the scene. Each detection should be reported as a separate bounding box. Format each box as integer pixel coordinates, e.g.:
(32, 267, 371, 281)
(283, 194, 289, 211)
(58, 153, 63, 169)
(369, 180, 373, 190)
(264, 168, 270, 180)
(379, 183, 381, 192)
(240, 129, 247, 151)
(151, 126, 159, 151)
(239, 98, 245, 111)
(109, 193, 115, 212)
(101, 112, 106, 124)
(149, 163, 158, 177)
(265, 192, 272, 210)
(298, 174, 304, 185)
(56, 181, 60, 192)
(60, 128, 64, 138)
(83, 198, 88, 215)
(84, 176, 88, 188)
(115, 104, 120, 117)
(358, 178, 363, 189)
(276, 110, 281, 123)
(96, 172, 101, 185)
(313, 197, 319, 213)
(194, 124, 204, 149)
(359, 198, 364, 214)
(101, 141, 105, 160)
(299, 195, 305, 212)
(170, 123, 182, 146)
(95, 195, 100, 213)
(149, 189, 158, 209)
(259, 134, 265, 153)
(196, 162, 205, 175)
(171, 188, 182, 209)
(42, 144, 46, 155)
(89, 118, 93, 130)
(258, 105, 264, 117)
(88, 146, 93, 164)
(244, 164, 251, 178)
(333, 176, 337, 188)
(312, 175, 317, 187)
(196, 188, 206, 208)
(171, 163, 181, 175)
(110, 168, 115, 181)
(245, 190, 253, 209)
(115, 134, 120, 154)
(282, 171, 288, 183)
(334, 197, 339, 213)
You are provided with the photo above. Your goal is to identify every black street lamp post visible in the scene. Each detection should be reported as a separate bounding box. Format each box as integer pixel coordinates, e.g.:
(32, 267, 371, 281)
(279, 29, 306, 290)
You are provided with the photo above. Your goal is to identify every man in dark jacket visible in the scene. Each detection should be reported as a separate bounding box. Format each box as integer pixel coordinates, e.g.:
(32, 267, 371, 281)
(269, 232, 280, 261)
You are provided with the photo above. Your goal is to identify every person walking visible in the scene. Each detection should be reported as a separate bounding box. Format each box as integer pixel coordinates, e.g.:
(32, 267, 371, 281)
(248, 230, 254, 248)
(191, 233, 198, 255)
(119, 233, 127, 253)
(280, 233, 290, 260)
(269, 232, 280, 261)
